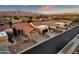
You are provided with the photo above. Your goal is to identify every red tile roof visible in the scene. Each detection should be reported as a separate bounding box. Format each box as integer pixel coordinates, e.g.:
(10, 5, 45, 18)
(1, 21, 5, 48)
(31, 22, 44, 26)
(13, 22, 26, 30)
(58, 20, 72, 23)
(23, 25, 34, 33)
(31, 21, 56, 26)
(13, 22, 34, 33)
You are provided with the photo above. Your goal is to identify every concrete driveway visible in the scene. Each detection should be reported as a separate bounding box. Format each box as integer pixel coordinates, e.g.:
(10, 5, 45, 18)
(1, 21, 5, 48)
(30, 35, 46, 43)
(45, 32, 57, 38)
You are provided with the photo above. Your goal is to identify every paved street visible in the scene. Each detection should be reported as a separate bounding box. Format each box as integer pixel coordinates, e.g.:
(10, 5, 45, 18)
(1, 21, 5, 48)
(21, 26, 79, 54)
(58, 34, 79, 54)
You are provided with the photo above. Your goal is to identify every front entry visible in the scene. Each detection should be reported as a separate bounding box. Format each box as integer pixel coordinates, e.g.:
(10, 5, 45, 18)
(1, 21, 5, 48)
(42, 29, 48, 34)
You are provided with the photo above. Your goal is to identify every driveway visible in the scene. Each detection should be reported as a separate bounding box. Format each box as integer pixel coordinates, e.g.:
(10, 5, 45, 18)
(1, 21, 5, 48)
(30, 35, 46, 43)
(45, 32, 57, 38)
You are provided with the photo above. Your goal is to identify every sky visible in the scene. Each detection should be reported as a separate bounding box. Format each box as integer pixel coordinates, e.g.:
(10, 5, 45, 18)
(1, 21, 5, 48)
(0, 5, 79, 14)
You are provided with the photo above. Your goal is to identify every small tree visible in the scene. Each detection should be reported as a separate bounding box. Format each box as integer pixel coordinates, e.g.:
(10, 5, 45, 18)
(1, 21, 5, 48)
(27, 16, 33, 23)
(13, 16, 19, 20)
(73, 18, 79, 25)
(9, 21, 12, 28)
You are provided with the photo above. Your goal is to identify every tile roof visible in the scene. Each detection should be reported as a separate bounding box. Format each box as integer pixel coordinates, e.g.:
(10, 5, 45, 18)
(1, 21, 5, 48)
(23, 25, 34, 33)
(58, 20, 72, 23)
(31, 21, 56, 26)
(31, 22, 44, 26)
(13, 22, 26, 30)
(13, 22, 34, 33)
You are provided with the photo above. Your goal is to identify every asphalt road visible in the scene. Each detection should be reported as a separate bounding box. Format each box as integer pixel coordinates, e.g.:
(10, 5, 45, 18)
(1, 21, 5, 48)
(21, 26, 79, 54)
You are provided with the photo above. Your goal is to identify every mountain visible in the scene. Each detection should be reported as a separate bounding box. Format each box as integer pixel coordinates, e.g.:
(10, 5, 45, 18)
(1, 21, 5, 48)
(0, 10, 79, 16)
(0, 10, 41, 16)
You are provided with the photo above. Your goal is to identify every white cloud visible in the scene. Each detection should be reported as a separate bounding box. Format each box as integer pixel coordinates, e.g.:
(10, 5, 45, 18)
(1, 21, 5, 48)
(38, 7, 79, 14)
(63, 8, 79, 13)
(39, 5, 53, 10)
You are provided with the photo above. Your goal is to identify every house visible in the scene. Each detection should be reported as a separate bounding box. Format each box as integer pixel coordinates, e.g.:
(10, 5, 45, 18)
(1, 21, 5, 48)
(12, 22, 38, 37)
(58, 20, 73, 27)
(11, 19, 22, 24)
(0, 18, 10, 24)
(0, 18, 10, 32)
(0, 31, 10, 54)
(51, 20, 73, 32)
(55, 22, 65, 28)
(31, 21, 57, 31)
(30, 22, 49, 34)
(22, 25, 39, 37)
(0, 31, 9, 46)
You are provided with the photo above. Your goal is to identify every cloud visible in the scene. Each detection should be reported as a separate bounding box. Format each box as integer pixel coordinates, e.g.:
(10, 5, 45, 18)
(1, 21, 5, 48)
(39, 5, 53, 10)
(63, 8, 79, 13)
(38, 6, 79, 14)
